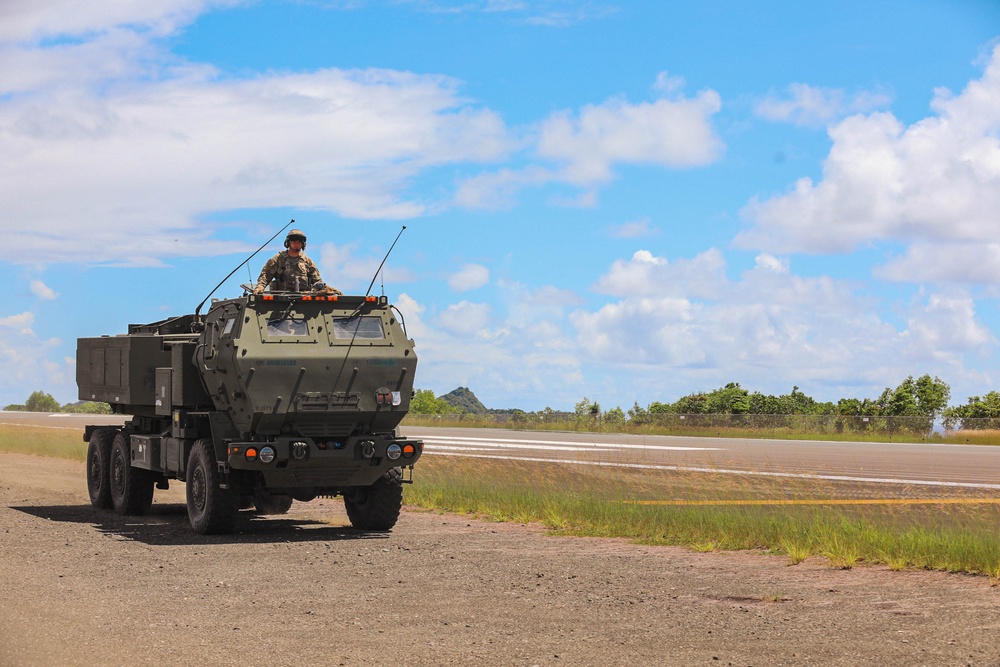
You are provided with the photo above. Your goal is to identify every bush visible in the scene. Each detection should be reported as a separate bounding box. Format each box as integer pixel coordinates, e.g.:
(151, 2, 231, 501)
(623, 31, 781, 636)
(24, 391, 60, 413)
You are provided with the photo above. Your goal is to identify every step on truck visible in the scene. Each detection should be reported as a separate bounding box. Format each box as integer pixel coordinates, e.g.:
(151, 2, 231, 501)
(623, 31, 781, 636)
(77, 289, 422, 534)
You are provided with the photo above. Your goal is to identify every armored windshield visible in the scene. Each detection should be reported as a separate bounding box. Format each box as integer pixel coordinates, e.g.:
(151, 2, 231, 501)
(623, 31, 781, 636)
(266, 318, 309, 337)
(332, 316, 384, 340)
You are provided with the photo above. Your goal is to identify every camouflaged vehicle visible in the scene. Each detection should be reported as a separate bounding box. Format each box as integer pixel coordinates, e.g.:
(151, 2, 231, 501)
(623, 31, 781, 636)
(77, 289, 422, 534)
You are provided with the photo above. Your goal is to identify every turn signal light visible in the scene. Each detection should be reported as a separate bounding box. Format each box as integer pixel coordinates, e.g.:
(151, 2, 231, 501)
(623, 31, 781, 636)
(245, 447, 258, 461)
(402, 444, 415, 458)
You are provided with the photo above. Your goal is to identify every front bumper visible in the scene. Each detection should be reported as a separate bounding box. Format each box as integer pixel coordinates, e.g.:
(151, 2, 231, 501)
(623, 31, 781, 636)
(226, 434, 423, 489)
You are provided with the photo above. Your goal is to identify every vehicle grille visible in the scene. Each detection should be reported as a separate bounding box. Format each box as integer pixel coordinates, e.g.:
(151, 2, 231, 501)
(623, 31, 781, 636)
(292, 465, 363, 485)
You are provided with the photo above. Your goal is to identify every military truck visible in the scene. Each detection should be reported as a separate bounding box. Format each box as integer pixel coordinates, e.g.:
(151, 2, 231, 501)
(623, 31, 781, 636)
(77, 289, 422, 534)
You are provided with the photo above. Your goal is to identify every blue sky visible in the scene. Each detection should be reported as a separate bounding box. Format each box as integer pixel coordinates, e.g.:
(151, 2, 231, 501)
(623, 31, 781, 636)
(2, 0, 1000, 411)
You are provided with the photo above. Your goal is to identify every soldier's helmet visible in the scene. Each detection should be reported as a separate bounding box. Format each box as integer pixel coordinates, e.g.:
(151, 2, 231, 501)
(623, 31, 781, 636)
(284, 229, 307, 249)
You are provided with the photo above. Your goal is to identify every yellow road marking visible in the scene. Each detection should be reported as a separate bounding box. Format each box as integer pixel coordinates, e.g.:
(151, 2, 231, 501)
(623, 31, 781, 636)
(626, 498, 1000, 506)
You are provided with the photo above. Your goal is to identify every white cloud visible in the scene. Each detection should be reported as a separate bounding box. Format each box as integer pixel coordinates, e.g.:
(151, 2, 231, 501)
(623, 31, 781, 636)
(396, 287, 584, 408)
(903, 292, 995, 356)
(537, 90, 724, 184)
(455, 79, 725, 210)
(653, 71, 686, 97)
(438, 301, 492, 336)
(0, 311, 35, 334)
(0, 6, 515, 266)
(400, 0, 615, 27)
(754, 253, 788, 273)
(737, 45, 1000, 271)
(874, 243, 1000, 283)
(0, 311, 69, 403)
(754, 83, 892, 128)
(316, 241, 417, 293)
(390, 247, 997, 411)
(452, 166, 553, 209)
(567, 250, 996, 406)
(610, 218, 658, 239)
(447, 264, 490, 292)
(593, 248, 726, 299)
(0, 0, 234, 44)
(29, 280, 58, 300)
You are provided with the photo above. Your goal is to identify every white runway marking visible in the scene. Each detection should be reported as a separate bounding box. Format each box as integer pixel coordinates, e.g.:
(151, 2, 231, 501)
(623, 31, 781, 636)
(417, 434, 723, 452)
(423, 451, 1000, 491)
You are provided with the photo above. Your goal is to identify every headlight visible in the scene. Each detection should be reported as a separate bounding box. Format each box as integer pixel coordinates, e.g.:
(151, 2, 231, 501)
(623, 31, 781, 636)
(386, 444, 402, 461)
(259, 446, 276, 464)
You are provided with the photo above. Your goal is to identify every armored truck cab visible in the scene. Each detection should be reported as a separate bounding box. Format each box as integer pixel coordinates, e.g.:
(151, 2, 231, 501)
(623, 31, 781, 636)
(78, 291, 422, 534)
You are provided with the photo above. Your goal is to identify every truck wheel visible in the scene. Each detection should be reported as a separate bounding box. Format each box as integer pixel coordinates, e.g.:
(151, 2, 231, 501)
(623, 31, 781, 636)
(253, 488, 294, 515)
(343, 467, 403, 531)
(86, 429, 115, 509)
(109, 431, 155, 515)
(186, 439, 238, 534)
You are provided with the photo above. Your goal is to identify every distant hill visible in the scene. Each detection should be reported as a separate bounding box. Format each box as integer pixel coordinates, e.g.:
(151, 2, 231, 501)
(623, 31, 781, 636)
(440, 387, 488, 414)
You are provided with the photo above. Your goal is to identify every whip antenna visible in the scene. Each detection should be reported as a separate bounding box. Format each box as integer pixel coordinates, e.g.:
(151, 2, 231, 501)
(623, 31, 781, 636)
(365, 225, 406, 297)
(195, 219, 295, 320)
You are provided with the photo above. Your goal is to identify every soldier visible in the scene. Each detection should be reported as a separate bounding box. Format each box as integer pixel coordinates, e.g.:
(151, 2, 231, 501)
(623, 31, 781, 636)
(254, 229, 339, 294)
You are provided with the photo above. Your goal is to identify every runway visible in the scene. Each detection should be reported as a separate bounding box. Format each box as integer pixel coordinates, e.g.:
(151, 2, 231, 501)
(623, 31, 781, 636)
(401, 426, 1000, 490)
(6, 412, 999, 490)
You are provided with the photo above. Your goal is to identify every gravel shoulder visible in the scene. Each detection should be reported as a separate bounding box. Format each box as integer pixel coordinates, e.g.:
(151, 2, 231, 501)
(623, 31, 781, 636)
(2, 452, 999, 667)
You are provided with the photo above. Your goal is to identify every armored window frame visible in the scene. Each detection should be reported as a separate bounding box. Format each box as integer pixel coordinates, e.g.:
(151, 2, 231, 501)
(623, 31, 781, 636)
(256, 308, 319, 344)
(326, 315, 388, 345)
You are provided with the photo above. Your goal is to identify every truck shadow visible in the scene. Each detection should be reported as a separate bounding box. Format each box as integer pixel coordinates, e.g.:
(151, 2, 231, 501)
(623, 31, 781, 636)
(10, 503, 392, 546)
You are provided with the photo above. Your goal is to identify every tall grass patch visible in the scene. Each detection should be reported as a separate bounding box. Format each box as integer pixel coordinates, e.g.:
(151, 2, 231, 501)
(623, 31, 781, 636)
(0, 425, 86, 461)
(408, 455, 1000, 576)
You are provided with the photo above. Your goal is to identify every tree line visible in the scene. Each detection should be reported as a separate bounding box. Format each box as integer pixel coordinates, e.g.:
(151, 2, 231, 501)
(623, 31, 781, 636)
(411, 374, 1000, 424)
(3, 391, 110, 414)
(10, 377, 1000, 427)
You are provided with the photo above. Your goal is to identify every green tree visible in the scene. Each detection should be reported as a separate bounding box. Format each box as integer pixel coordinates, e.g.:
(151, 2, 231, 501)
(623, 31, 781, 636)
(25, 391, 60, 413)
(942, 391, 1000, 429)
(409, 389, 455, 414)
(879, 375, 950, 418)
(62, 401, 112, 414)
(604, 406, 626, 425)
(671, 393, 708, 414)
(704, 382, 750, 414)
(914, 374, 950, 418)
(627, 401, 651, 424)
(574, 397, 601, 416)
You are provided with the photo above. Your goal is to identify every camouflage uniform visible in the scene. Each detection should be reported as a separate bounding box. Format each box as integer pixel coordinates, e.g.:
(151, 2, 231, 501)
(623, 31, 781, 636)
(255, 251, 323, 293)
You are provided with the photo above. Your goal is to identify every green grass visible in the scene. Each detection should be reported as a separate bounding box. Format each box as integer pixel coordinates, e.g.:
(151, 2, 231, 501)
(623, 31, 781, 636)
(0, 425, 86, 461)
(941, 429, 1000, 446)
(407, 455, 1000, 579)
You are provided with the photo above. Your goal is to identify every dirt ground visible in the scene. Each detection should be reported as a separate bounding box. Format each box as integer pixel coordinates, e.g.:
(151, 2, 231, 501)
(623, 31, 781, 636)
(2, 452, 999, 667)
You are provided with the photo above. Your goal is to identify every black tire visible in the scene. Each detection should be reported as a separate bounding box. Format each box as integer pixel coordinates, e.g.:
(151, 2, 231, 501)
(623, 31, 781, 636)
(109, 431, 155, 516)
(186, 439, 238, 534)
(86, 429, 115, 509)
(343, 467, 403, 531)
(253, 487, 293, 515)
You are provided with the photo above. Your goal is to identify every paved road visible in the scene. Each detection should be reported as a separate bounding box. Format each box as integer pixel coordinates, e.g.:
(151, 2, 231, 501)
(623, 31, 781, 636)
(402, 426, 1000, 491)
(6, 412, 999, 490)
